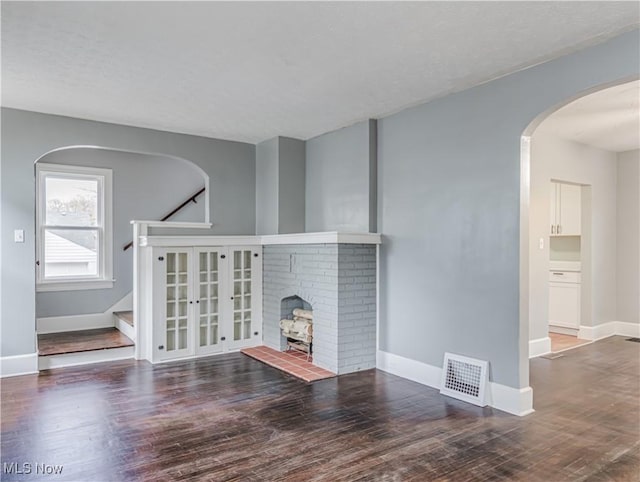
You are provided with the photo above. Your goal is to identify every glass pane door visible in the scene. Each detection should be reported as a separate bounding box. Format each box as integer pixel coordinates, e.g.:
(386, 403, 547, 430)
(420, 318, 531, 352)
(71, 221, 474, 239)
(162, 249, 192, 358)
(196, 249, 222, 354)
(231, 249, 253, 344)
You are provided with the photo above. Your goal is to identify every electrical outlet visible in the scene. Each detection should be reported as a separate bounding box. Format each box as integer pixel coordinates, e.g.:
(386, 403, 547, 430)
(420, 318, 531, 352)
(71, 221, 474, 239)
(14, 229, 24, 243)
(539, 238, 544, 250)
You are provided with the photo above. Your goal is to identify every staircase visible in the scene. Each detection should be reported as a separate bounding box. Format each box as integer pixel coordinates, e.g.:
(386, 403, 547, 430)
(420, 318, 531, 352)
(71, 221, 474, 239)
(37, 312, 135, 370)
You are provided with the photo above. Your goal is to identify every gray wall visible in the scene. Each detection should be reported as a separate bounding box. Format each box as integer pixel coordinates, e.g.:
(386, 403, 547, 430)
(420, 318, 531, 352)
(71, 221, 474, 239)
(278, 137, 306, 234)
(377, 30, 639, 389)
(255, 138, 279, 235)
(617, 149, 640, 324)
(305, 120, 377, 233)
(1, 108, 255, 358)
(255, 137, 305, 235)
(36, 147, 204, 318)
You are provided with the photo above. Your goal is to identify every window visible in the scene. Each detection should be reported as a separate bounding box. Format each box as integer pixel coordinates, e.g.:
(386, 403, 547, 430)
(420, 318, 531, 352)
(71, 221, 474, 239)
(36, 163, 113, 291)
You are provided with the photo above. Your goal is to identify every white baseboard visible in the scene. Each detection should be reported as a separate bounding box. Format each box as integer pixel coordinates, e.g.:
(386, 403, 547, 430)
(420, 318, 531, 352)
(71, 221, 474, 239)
(616, 321, 640, 338)
(579, 322, 617, 341)
(37, 292, 133, 334)
(529, 337, 551, 358)
(39, 346, 134, 370)
(578, 321, 640, 341)
(376, 350, 533, 416)
(0, 353, 39, 378)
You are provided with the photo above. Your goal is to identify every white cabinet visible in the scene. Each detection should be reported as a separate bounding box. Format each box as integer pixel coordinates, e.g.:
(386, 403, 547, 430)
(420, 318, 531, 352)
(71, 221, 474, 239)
(548, 270, 581, 329)
(550, 182, 581, 236)
(152, 245, 261, 362)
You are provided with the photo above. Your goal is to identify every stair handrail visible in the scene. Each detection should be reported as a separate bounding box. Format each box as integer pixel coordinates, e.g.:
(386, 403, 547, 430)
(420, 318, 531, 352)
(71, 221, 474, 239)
(123, 187, 206, 251)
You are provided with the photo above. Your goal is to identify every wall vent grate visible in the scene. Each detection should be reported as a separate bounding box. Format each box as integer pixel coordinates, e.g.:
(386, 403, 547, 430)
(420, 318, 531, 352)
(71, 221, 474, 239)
(440, 353, 489, 407)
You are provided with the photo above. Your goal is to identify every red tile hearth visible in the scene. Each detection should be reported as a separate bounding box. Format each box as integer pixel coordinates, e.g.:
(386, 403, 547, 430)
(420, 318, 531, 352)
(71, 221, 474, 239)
(241, 346, 336, 382)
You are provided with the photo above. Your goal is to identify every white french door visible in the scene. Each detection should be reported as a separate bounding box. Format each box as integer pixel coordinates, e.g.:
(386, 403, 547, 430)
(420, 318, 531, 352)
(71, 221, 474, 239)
(154, 248, 194, 361)
(195, 248, 224, 356)
(225, 247, 261, 350)
(153, 245, 261, 362)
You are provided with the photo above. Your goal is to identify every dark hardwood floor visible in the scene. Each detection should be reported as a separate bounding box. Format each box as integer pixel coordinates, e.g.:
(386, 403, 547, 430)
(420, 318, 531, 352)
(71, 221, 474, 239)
(2, 336, 638, 481)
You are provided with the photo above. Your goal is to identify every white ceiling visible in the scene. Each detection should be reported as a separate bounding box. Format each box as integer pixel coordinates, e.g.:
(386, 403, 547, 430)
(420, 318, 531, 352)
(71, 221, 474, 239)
(537, 80, 640, 152)
(2, 2, 638, 144)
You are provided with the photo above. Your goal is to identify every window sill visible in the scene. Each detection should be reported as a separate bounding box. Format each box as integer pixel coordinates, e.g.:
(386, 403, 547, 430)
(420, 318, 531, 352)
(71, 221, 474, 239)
(36, 279, 114, 292)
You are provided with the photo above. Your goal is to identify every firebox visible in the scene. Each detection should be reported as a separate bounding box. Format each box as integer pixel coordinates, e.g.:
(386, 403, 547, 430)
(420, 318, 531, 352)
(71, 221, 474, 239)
(279, 295, 313, 359)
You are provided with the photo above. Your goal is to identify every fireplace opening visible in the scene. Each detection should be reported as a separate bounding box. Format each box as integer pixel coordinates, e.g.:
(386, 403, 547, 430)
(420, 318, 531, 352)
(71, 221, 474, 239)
(279, 295, 313, 360)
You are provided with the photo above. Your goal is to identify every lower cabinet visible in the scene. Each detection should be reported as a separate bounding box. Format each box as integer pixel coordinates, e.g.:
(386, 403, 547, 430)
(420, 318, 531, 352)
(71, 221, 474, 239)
(152, 246, 261, 362)
(548, 271, 581, 329)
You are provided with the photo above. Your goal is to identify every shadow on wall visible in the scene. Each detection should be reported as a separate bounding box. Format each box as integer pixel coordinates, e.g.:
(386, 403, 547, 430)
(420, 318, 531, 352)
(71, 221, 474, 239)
(35, 146, 208, 319)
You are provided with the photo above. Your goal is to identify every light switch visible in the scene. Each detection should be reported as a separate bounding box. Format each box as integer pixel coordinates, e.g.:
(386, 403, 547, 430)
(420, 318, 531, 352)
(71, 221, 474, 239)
(539, 238, 544, 250)
(14, 229, 25, 243)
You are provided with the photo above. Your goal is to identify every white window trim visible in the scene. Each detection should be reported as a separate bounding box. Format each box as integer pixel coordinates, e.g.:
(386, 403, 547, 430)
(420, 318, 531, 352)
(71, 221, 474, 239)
(36, 162, 113, 292)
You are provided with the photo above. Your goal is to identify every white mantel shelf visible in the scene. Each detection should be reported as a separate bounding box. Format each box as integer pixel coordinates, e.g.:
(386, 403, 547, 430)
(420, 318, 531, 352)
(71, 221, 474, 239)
(138, 232, 381, 247)
(261, 232, 381, 245)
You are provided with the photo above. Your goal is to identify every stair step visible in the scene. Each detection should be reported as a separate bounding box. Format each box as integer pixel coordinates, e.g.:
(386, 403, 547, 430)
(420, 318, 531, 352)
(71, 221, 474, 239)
(38, 328, 134, 356)
(113, 310, 134, 327)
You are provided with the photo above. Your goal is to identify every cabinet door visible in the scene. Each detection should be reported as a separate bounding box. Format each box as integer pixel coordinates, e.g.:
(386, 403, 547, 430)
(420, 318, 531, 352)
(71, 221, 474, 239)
(154, 248, 194, 360)
(558, 183, 581, 236)
(225, 247, 261, 350)
(195, 248, 224, 355)
(550, 182, 559, 235)
(549, 282, 580, 329)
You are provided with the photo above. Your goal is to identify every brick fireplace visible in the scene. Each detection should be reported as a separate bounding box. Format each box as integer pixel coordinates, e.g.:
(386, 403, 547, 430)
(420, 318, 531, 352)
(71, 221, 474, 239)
(263, 243, 377, 375)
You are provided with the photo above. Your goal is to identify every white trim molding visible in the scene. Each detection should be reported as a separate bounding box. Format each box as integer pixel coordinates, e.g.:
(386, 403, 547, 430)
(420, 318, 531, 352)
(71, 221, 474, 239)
(0, 353, 39, 378)
(261, 232, 382, 245)
(37, 292, 132, 334)
(578, 322, 617, 341)
(579, 321, 640, 340)
(39, 346, 134, 370)
(376, 350, 534, 416)
(529, 337, 552, 358)
(139, 231, 383, 248)
(616, 322, 640, 338)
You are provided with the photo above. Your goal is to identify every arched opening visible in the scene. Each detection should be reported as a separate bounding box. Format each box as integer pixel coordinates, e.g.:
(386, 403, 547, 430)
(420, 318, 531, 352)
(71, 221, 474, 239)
(520, 78, 639, 401)
(33, 145, 210, 361)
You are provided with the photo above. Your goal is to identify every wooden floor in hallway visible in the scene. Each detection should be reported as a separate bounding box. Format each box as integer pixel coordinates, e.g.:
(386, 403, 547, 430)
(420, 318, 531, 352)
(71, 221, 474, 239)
(549, 332, 591, 353)
(1, 336, 638, 481)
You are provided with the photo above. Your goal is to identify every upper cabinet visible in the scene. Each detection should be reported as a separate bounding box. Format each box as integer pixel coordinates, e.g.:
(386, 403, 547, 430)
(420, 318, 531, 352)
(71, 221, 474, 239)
(550, 182, 581, 236)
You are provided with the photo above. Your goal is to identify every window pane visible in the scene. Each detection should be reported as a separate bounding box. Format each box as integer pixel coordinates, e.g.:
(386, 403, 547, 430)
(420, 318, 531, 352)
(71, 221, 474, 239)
(44, 229, 98, 278)
(45, 177, 98, 226)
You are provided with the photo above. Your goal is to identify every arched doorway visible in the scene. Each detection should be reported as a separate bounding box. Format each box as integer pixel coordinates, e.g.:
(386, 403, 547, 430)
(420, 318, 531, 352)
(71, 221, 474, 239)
(34, 145, 209, 368)
(520, 79, 639, 371)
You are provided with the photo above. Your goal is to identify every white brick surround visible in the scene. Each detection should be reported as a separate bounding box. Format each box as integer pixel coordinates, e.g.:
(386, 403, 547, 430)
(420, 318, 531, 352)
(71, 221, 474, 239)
(263, 244, 377, 374)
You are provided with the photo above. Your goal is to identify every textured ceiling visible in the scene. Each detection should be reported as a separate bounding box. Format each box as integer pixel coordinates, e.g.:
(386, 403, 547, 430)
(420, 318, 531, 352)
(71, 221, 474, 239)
(2, 2, 638, 144)
(538, 80, 640, 152)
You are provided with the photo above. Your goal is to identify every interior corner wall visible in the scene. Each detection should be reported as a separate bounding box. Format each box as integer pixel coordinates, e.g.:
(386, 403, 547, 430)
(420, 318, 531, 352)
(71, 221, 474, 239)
(305, 120, 376, 233)
(277, 137, 306, 234)
(0, 108, 255, 358)
(616, 149, 640, 324)
(376, 29, 639, 390)
(529, 133, 618, 342)
(256, 138, 279, 235)
(255, 136, 305, 235)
